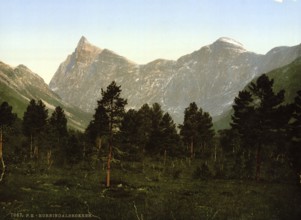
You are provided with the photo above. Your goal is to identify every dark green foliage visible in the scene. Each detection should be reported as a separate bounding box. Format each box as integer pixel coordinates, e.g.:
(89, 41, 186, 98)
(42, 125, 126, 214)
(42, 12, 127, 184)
(230, 74, 295, 180)
(0, 101, 17, 127)
(179, 102, 215, 158)
(85, 104, 109, 143)
(248, 74, 290, 147)
(179, 102, 199, 153)
(146, 103, 164, 154)
(119, 104, 181, 158)
(22, 99, 48, 159)
(218, 129, 240, 153)
(22, 99, 48, 137)
(86, 81, 127, 186)
(65, 132, 83, 165)
(159, 112, 181, 156)
(289, 90, 301, 174)
(49, 106, 68, 138)
(291, 90, 301, 141)
(144, 103, 181, 156)
(3, 118, 25, 163)
(193, 163, 212, 180)
(137, 104, 152, 150)
(197, 110, 215, 158)
(47, 106, 69, 166)
(0, 101, 17, 163)
(231, 91, 256, 148)
(118, 109, 145, 160)
(99, 81, 127, 136)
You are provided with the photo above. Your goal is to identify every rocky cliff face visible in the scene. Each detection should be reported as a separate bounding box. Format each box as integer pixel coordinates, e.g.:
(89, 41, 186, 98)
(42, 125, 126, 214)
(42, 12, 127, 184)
(49, 36, 301, 123)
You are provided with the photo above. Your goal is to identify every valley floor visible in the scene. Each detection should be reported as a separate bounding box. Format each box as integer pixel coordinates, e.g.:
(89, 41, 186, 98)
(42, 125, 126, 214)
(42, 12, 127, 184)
(1, 159, 301, 220)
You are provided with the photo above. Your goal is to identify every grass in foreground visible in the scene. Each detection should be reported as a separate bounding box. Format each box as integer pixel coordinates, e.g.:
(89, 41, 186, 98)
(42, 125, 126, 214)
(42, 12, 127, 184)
(0, 159, 301, 219)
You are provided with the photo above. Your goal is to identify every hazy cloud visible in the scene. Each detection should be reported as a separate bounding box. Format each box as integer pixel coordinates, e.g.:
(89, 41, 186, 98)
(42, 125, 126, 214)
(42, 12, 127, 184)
(274, 0, 298, 3)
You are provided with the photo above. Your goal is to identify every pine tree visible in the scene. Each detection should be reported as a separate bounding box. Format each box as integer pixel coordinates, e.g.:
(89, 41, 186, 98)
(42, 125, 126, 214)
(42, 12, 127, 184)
(249, 74, 288, 181)
(179, 102, 199, 159)
(0, 101, 16, 182)
(147, 103, 164, 154)
(86, 103, 109, 153)
(98, 81, 127, 187)
(23, 99, 48, 159)
(179, 102, 214, 159)
(231, 90, 257, 149)
(49, 106, 68, 138)
(231, 74, 291, 181)
(159, 112, 180, 158)
(197, 110, 215, 158)
(290, 90, 301, 178)
(48, 106, 68, 167)
(119, 109, 142, 154)
(137, 104, 152, 153)
(65, 132, 83, 166)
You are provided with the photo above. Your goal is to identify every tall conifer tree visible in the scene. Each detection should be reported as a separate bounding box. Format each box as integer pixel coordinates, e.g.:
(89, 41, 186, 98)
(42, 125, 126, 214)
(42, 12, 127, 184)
(290, 90, 301, 177)
(98, 81, 127, 187)
(0, 101, 16, 182)
(23, 99, 48, 159)
(231, 74, 291, 181)
(179, 102, 214, 159)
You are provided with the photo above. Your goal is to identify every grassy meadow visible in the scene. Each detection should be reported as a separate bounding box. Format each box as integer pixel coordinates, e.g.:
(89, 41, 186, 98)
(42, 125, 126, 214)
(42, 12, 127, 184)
(1, 158, 300, 220)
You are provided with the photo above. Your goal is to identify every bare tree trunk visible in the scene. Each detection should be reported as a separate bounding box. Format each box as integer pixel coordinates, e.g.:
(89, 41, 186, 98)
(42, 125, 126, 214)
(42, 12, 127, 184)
(0, 128, 2, 160)
(30, 134, 33, 159)
(34, 145, 39, 160)
(163, 149, 167, 167)
(106, 119, 113, 187)
(255, 145, 261, 181)
(0, 128, 5, 182)
(83, 142, 86, 159)
(97, 136, 102, 152)
(46, 150, 53, 170)
(190, 137, 194, 160)
(214, 144, 217, 162)
(106, 144, 112, 187)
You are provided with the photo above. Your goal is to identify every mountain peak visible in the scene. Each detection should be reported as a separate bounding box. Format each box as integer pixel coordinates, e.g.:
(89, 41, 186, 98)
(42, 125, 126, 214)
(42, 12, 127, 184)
(16, 64, 31, 71)
(215, 37, 245, 48)
(77, 36, 89, 47)
(74, 36, 102, 63)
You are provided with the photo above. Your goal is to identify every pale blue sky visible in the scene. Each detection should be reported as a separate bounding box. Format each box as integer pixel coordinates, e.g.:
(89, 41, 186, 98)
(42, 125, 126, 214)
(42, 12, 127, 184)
(0, 0, 300, 83)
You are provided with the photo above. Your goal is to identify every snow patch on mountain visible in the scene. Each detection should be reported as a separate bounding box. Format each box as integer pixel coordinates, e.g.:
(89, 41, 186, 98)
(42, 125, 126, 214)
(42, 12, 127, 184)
(217, 37, 245, 48)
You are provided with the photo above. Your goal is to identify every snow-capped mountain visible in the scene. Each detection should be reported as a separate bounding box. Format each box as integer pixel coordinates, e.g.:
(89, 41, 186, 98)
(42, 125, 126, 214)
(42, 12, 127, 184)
(49, 36, 301, 123)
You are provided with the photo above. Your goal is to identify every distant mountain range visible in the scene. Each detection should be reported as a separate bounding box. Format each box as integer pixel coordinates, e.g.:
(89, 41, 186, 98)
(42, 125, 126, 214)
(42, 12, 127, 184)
(0, 61, 91, 131)
(1, 37, 300, 131)
(49, 36, 301, 123)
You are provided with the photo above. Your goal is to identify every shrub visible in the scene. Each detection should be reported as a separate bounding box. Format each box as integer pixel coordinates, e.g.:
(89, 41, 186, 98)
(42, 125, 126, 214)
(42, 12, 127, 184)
(193, 163, 212, 180)
(172, 169, 182, 180)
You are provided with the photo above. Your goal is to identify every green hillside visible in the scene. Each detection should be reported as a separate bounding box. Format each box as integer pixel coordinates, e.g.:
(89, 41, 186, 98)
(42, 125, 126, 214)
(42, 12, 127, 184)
(214, 57, 301, 130)
(0, 82, 28, 117)
(0, 62, 91, 131)
(267, 57, 301, 103)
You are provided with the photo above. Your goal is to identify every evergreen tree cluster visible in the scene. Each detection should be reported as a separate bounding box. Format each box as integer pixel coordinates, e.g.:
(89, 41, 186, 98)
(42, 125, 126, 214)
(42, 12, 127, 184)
(179, 102, 215, 159)
(221, 74, 301, 181)
(86, 82, 215, 161)
(1, 76, 300, 183)
(0, 99, 83, 167)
